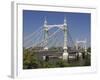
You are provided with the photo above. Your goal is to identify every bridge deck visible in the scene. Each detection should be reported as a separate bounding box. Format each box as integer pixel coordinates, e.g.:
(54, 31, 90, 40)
(33, 50, 78, 60)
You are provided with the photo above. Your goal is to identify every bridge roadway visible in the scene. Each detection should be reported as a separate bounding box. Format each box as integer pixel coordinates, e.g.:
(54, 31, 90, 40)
(33, 50, 78, 60)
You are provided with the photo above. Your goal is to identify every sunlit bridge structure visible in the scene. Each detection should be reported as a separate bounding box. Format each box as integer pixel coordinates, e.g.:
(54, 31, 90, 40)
(24, 17, 87, 61)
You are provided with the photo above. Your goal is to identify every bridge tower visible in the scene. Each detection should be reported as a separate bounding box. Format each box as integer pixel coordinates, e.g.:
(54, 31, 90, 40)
(44, 18, 48, 50)
(62, 17, 68, 60)
(43, 17, 68, 60)
(76, 39, 87, 59)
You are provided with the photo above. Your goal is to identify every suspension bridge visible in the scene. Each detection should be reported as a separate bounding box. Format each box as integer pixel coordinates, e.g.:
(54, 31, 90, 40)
(24, 17, 88, 61)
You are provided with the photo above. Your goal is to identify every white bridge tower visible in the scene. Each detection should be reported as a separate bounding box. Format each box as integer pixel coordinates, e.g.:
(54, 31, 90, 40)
(62, 17, 68, 60)
(76, 39, 87, 56)
(44, 18, 48, 50)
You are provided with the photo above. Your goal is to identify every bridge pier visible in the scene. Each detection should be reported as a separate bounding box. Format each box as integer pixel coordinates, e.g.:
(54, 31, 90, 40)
(63, 48, 68, 60)
(79, 52, 83, 60)
(84, 43, 87, 56)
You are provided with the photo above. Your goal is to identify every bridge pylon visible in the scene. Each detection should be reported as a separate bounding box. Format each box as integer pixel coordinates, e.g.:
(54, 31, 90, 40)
(44, 17, 48, 51)
(62, 17, 68, 60)
(75, 39, 87, 59)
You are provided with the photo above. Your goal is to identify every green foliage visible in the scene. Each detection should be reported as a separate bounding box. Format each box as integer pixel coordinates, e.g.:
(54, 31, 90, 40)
(56, 60, 68, 67)
(23, 49, 41, 69)
(84, 54, 91, 66)
(87, 47, 91, 53)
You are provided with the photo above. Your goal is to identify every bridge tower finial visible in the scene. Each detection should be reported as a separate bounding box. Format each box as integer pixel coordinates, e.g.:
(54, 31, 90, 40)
(44, 17, 47, 25)
(64, 16, 67, 25)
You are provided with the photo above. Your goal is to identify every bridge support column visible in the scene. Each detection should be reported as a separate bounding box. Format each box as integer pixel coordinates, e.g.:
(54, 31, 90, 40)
(63, 17, 68, 60)
(79, 52, 83, 60)
(63, 48, 68, 60)
(44, 18, 48, 50)
(84, 40, 87, 56)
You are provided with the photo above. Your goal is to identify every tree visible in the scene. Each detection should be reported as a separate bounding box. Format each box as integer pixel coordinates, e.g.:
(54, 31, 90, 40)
(87, 47, 91, 53)
(23, 48, 41, 69)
